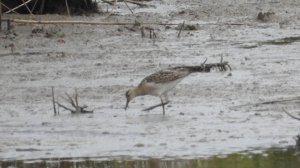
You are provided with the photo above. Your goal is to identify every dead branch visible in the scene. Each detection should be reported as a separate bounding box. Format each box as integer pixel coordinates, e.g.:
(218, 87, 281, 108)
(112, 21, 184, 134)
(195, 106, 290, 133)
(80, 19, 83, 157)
(140, 26, 145, 38)
(51, 87, 57, 115)
(282, 108, 300, 121)
(22, 0, 34, 16)
(0, 2, 19, 14)
(0, 0, 2, 32)
(56, 89, 93, 114)
(5, 0, 32, 14)
(56, 101, 74, 112)
(124, 1, 134, 14)
(74, 88, 79, 107)
(177, 21, 185, 38)
(65, 0, 71, 16)
(231, 96, 300, 109)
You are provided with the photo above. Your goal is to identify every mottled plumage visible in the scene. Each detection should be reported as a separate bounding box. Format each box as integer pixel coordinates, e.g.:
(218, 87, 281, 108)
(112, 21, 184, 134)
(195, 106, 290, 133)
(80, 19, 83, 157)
(125, 62, 231, 115)
(140, 69, 189, 84)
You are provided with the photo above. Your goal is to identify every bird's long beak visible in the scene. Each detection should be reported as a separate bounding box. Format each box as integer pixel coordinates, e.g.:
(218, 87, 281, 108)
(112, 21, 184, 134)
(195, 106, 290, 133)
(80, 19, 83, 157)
(125, 99, 130, 110)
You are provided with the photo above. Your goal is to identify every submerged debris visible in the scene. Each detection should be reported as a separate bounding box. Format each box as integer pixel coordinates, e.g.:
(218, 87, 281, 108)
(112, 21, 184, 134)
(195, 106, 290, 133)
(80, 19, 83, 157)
(257, 11, 275, 22)
(175, 23, 200, 31)
(52, 88, 93, 114)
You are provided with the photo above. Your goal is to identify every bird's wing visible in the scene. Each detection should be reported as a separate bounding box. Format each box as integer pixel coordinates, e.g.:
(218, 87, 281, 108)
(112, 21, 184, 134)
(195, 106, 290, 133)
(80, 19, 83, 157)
(141, 69, 190, 84)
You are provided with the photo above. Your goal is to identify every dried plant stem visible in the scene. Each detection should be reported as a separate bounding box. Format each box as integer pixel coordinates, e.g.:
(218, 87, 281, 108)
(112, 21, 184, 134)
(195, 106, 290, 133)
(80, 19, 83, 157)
(22, 0, 33, 16)
(177, 21, 185, 38)
(65, 0, 71, 16)
(124, 1, 134, 14)
(51, 87, 57, 115)
(5, 0, 32, 14)
(0, 0, 2, 32)
(283, 108, 300, 121)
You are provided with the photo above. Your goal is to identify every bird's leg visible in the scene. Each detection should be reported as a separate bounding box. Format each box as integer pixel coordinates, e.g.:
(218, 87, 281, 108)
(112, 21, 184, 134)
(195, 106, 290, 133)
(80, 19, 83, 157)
(160, 96, 165, 115)
(142, 100, 169, 112)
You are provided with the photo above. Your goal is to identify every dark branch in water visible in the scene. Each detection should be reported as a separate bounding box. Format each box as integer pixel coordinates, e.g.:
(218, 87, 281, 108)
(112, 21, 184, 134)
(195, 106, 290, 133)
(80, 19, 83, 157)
(53, 88, 93, 114)
(282, 108, 300, 121)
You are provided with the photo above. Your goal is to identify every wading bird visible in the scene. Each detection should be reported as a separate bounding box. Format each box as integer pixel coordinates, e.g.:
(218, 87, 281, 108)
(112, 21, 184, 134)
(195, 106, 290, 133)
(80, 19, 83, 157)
(125, 59, 231, 115)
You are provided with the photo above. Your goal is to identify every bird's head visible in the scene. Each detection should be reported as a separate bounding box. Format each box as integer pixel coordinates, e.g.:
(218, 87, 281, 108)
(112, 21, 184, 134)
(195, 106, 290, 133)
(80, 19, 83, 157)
(125, 89, 137, 110)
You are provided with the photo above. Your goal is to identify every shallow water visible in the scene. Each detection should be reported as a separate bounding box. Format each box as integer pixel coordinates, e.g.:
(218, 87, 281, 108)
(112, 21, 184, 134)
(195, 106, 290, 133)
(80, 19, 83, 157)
(1, 148, 300, 168)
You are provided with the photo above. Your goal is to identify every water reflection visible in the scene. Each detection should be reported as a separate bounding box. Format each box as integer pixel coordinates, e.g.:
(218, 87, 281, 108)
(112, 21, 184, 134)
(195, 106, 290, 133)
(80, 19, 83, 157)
(1, 148, 300, 168)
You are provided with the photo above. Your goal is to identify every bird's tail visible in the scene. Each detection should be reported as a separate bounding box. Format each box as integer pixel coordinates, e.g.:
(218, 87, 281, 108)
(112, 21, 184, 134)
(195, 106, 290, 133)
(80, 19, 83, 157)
(173, 59, 231, 73)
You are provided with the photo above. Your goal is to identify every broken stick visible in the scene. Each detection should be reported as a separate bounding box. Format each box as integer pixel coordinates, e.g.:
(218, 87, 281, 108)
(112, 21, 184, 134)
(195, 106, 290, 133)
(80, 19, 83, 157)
(51, 87, 57, 115)
(177, 21, 185, 38)
(282, 108, 300, 121)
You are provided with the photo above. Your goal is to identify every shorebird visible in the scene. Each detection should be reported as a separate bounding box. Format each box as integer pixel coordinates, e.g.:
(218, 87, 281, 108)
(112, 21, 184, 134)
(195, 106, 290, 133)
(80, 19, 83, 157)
(125, 60, 231, 115)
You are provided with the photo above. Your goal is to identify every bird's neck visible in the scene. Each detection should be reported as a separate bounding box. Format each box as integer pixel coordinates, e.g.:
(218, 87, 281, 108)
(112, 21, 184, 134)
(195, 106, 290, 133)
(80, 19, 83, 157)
(133, 86, 147, 96)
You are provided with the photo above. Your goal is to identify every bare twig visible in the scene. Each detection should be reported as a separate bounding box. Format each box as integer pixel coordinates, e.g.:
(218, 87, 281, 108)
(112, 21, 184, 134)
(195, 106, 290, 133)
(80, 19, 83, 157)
(124, 0, 134, 14)
(0, 2, 19, 14)
(140, 26, 145, 38)
(177, 21, 185, 38)
(5, 0, 32, 14)
(22, 0, 34, 16)
(38, 0, 45, 14)
(282, 108, 300, 121)
(57, 89, 93, 114)
(231, 96, 300, 109)
(56, 101, 74, 112)
(30, 0, 39, 12)
(65, 0, 71, 16)
(0, 0, 2, 32)
(201, 58, 208, 65)
(74, 88, 79, 107)
(64, 92, 76, 107)
(51, 87, 57, 115)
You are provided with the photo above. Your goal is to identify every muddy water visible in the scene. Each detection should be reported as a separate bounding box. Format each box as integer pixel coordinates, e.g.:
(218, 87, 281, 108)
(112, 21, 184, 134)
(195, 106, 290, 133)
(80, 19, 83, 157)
(1, 148, 300, 168)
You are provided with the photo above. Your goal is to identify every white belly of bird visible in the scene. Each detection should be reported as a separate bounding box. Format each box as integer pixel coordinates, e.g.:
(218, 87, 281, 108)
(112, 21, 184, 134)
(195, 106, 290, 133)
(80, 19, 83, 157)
(148, 78, 183, 96)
